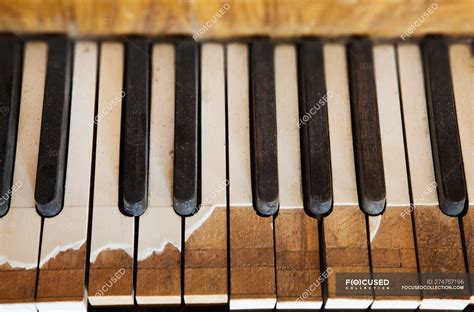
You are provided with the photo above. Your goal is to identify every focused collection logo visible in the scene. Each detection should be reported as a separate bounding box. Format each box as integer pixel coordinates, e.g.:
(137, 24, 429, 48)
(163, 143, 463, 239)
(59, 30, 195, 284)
(344, 278, 390, 290)
(336, 272, 471, 297)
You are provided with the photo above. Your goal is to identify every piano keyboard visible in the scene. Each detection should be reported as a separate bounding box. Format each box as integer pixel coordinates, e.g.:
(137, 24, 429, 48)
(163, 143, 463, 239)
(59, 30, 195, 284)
(0, 35, 472, 311)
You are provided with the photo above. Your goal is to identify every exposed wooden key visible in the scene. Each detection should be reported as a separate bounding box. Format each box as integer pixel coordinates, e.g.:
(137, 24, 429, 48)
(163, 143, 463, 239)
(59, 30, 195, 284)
(35, 37, 73, 217)
(347, 37, 386, 216)
(324, 43, 372, 310)
(450, 43, 474, 305)
(36, 41, 97, 311)
(184, 43, 227, 305)
(369, 44, 419, 310)
(274, 44, 322, 309)
(0, 36, 22, 218)
(88, 42, 134, 306)
(136, 43, 181, 305)
(0, 42, 47, 309)
(120, 38, 150, 216)
(421, 36, 467, 216)
(297, 39, 332, 217)
(249, 40, 279, 216)
(228, 43, 276, 310)
(398, 43, 469, 311)
(173, 40, 200, 216)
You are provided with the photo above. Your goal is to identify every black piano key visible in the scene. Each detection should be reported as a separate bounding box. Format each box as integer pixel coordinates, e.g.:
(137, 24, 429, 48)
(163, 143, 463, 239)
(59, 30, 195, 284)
(421, 36, 467, 216)
(249, 40, 279, 216)
(0, 37, 23, 217)
(347, 37, 386, 216)
(119, 38, 150, 217)
(35, 37, 73, 217)
(297, 40, 333, 217)
(173, 40, 200, 217)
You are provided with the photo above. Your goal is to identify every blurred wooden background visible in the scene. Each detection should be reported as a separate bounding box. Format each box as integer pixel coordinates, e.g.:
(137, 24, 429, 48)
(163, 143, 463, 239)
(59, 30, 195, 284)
(0, 0, 472, 38)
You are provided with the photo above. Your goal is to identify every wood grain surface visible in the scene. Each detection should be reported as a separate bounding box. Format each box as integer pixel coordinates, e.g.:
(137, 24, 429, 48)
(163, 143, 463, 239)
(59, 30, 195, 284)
(0, 0, 471, 37)
(184, 207, 228, 303)
(324, 206, 371, 300)
(275, 209, 321, 303)
(37, 244, 86, 302)
(230, 207, 275, 302)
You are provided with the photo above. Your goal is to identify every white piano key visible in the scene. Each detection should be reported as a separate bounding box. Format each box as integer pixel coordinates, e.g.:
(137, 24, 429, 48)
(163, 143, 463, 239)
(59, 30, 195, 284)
(228, 43, 252, 208)
(419, 299, 471, 311)
(88, 42, 134, 306)
(274, 44, 320, 309)
(275, 44, 304, 211)
(135, 43, 181, 305)
(35, 41, 97, 310)
(227, 43, 276, 310)
(183, 43, 227, 304)
(373, 44, 410, 208)
(325, 44, 359, 207)
(0, 42, 47, 308)
(397, 44, 438, 207)
(198, 43, 227, 212)
(0, 303, 38, 311)
(398, 44, 469, 311)
(324, 43, 372, 310)
(450, 43, 474, 305)
(370, 300, 423, 310)
(35, 301, 87, 312)
(370, 44, 418, 310)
